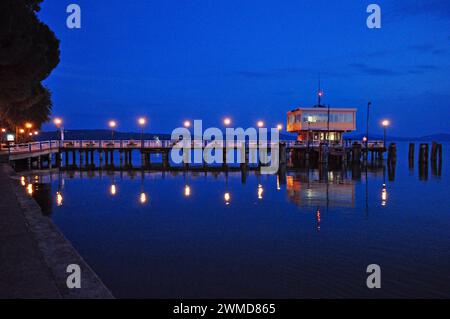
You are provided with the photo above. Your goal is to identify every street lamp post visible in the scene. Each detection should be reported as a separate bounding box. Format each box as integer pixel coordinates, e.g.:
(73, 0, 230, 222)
(382, 120, 390, 148)
(53, 118, 63, 143)
(366, 102, 371, 158)
(109, 120, 117, 140)
(138, 117, 146, 147)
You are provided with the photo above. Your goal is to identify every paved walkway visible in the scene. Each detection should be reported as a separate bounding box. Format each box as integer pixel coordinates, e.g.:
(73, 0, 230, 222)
(0, 164, 113, 298)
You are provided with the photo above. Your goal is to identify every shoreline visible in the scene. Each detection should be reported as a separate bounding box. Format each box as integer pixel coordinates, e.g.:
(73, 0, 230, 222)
(0, 164, 113, 299)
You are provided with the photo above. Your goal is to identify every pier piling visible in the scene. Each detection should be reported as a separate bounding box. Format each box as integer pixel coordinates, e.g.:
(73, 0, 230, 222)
(419, 143, 429, 164)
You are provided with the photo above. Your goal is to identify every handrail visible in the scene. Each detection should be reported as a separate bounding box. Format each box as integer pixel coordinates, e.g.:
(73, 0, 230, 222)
(8, 139, 384, 154)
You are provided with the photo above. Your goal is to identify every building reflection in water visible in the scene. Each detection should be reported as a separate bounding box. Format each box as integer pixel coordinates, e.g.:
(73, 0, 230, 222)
(286, 170, 356, 208)
(20, 165, 392, 221)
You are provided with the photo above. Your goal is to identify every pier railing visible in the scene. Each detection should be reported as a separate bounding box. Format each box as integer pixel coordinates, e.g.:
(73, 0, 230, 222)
(6, 139, 386, 156)
(7, 139, 284, 155)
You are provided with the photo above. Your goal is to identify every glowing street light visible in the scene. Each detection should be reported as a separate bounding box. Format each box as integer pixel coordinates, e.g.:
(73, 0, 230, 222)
(25, 122, 33, 129)
(276, 124, 283, 131)
(109, 120, 117, 128)
(19, 129, 25, 134)
(257, 121, 264, 128)
(53, 118, 62, 127)
(1, 128, 6, 133)
(184, 120, 191, 128)
(34, 131, 38, 136)
(223, 117, 231, 126)
(138, 117, 147, 145)
(138, 117, 146, 126)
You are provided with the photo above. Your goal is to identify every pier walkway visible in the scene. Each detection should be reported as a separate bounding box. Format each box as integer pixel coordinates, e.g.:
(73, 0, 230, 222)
(0, 163, 113, 298)
(4, 139, 387, 170)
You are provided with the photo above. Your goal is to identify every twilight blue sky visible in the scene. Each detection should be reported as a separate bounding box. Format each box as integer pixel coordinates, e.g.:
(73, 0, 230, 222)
(39, 0, 449, 136)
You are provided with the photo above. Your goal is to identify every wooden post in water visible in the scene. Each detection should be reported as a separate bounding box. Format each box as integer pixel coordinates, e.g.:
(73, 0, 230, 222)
(279, 142, 287, 172)
(431, 142, 443, 177)
(90, 151, 94, 166)
(418, 143, 429, 164)
(352, 142, 361, 163)
(140, 151, 146, 168)
(387, 143, 397, 164)
(146, 153, 151, 168)
(408, 143, 415, 160)
(430, 142, 438, 162)
(222, 147, 228, 170)
(162, 151, 169, 170)
(119, 151, 123, 167)
(79, 150, 84, 168)
(104, 150, 109, 166)
(99, 150, 103, 167)
(64, 151, 69, 167)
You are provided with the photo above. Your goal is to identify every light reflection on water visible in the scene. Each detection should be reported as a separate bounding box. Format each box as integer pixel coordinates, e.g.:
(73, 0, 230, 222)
(20, 143, 450, 298)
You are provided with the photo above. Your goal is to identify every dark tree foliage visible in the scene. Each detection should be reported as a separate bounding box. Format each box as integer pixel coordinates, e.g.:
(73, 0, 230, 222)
(0, 0, 60, 131)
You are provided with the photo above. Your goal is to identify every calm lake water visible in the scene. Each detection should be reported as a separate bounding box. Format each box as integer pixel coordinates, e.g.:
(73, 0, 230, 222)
(22, 143, 449, 298)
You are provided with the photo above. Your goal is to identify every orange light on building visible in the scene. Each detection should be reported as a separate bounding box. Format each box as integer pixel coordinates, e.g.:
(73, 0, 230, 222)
(1, 128, 6, 133)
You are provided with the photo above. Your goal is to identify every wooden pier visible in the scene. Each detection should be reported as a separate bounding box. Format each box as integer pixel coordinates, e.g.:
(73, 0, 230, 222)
(3, 139, 391, 171)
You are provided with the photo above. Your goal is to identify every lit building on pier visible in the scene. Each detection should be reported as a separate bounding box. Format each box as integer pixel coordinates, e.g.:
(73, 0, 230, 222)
(287, 107, 357, 144)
